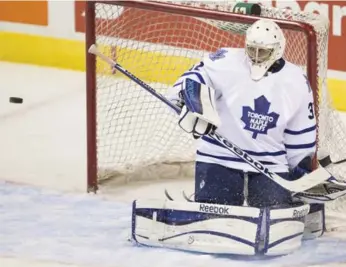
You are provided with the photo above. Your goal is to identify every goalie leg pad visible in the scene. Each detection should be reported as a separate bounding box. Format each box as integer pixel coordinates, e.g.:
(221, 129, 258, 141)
(302, 203, 325, 240)
(131, 199, 310, 256)
(264, 203, 310, 256)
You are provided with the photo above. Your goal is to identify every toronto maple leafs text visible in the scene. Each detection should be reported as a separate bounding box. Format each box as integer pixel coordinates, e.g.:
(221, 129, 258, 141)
(247, 112, 275, 132)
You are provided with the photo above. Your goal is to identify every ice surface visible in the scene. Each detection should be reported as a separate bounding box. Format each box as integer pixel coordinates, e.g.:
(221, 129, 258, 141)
(0, 62, 345, 267)
(0, 63, 86, 192)
(0, 181, 346, 267)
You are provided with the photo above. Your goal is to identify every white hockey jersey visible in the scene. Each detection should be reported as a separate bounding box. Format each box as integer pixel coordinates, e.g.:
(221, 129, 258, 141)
(169, 48, 317, 173)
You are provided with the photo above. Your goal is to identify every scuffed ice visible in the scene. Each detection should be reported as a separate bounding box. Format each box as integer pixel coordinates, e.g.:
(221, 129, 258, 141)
(0, 181, 346, 267)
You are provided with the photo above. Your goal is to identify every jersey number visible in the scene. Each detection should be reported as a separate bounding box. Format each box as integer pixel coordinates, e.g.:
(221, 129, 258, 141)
(189, 62, 204, 71)
(308, 102, 314, 120)
(304, 75, 314, 120)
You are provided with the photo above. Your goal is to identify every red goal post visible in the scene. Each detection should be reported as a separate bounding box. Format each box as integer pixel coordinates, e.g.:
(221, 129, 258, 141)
(85, 0, 341, 193)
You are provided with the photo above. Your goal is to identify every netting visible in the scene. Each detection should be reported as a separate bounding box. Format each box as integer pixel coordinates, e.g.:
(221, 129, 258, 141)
(89, 1, 346, 229)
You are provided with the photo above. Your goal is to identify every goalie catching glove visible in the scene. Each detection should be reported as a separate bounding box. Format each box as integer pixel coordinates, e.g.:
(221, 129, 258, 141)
(177, 78, 221, 139)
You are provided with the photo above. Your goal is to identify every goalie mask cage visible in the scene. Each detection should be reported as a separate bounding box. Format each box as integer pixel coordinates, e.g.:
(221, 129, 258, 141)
(86, 1, 346, 230)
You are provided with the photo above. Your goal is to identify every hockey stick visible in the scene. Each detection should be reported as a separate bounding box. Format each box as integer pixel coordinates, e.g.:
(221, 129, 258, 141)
(88, 44, 338, 193)
(293, 187, 346, 204)
(164, 189, 174, 201)
(182, 191, 194, 202)
(334, 158, 346, 165)
(164, 189, 194, 202)
(318, 155, 346, 168)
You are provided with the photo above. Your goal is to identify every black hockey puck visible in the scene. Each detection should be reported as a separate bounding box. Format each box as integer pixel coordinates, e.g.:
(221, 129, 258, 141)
(9, 97, 23, 104)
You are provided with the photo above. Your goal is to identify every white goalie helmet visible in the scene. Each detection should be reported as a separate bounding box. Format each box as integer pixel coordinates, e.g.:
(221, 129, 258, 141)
(245, 19, 286, 81)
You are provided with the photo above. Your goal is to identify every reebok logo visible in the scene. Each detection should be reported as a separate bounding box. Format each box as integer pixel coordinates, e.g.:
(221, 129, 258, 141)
(211, 131, 277, 180)
(293, 207, 310, 218)
(199, 204, 230, 215)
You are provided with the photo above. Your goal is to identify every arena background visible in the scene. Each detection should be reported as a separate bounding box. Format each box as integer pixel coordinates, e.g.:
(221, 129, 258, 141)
(0, 0, 345, 110)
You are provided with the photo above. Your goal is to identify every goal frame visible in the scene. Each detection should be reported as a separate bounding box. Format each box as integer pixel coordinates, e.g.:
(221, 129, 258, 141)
(85, 0, 319, 193)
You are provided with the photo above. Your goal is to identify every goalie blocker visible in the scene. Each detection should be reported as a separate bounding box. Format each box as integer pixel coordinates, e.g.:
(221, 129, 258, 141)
(131, 199, 311, 256)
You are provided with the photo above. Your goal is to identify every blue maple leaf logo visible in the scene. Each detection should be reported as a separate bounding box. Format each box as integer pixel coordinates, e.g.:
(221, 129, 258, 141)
(241, 96, 280, 139)
(209, 48, 228, 61)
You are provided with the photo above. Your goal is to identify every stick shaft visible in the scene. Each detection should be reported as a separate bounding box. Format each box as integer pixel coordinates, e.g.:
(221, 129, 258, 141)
(88, 45, 180, 113)
(335, 158, 346, 165)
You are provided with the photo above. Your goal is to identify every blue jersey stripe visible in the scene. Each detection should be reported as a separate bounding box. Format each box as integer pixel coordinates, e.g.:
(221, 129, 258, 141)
(284, 141, 316, 149)
(201, 136, 286, 156)
(173, 81, 183, 88)
(284, 125, 316, 135)
(181, 71, 206, 84)
(197, 150, 277, 165)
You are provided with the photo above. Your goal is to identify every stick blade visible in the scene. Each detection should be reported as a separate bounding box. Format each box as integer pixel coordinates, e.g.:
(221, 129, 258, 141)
(290, 167, 332, 192)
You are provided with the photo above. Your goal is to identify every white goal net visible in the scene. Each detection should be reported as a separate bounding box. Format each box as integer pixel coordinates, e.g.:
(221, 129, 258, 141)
(86, 0, 346, 231)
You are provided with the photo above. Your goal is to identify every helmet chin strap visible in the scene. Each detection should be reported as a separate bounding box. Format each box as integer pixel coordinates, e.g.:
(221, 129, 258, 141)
(249, 58, 286, 80)
(267, 58, 285, 74)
